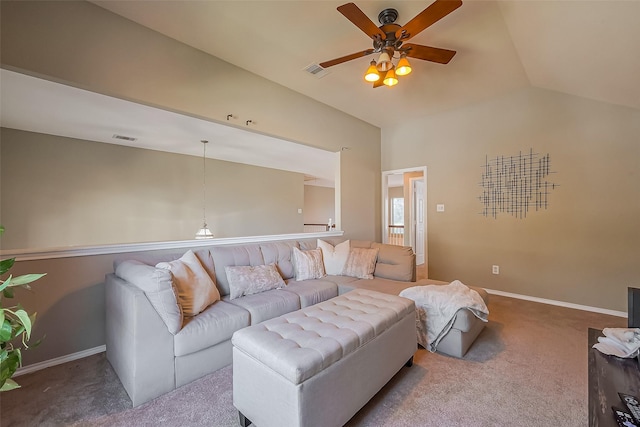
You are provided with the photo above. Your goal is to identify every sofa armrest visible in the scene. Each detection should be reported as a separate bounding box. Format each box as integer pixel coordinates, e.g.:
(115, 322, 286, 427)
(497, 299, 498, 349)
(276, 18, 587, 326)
(371, 243, 416, 282)
(105, 273, 175, 406)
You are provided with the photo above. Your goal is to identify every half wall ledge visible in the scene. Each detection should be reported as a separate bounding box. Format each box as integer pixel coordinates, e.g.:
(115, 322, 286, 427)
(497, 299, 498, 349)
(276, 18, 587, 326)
(0, 230, 345, 262)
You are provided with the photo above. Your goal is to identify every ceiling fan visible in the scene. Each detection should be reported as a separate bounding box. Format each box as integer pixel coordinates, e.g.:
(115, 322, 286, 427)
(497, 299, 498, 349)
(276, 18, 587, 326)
(319, 0, 462, 88)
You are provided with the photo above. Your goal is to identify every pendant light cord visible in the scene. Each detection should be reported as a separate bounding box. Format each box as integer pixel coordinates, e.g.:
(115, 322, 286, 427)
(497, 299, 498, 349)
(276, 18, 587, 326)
(201, 140, 207, 226)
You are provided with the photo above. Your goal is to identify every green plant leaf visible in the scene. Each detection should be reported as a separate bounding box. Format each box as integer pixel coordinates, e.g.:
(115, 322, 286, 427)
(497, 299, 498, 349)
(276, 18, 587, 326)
(0, 258, 15, 276)
(0, 225, 5, 235)
(0, 276, 11, 293)
(13, 310, 32, 340)
(3, 287, 14, 299)
(10, 274, 46, 286)
(0, 319, 12, 342)
(0, 349, 21, 390)
(0, 378, 20, 392)
(0, 310, 4, 328)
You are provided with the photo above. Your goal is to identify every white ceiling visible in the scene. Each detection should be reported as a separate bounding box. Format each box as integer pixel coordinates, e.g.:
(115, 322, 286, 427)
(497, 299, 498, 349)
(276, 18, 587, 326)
(0, 69, 337, 186)
(90, 0, 640, 128)
(3, 1, 638, 187)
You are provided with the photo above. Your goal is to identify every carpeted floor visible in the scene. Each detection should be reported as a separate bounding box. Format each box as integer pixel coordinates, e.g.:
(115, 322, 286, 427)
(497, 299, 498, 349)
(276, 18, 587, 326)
(0, 294, 626, 426)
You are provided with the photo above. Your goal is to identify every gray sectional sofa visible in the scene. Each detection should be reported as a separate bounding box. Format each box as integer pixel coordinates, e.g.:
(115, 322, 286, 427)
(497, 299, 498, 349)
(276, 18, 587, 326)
(105, 238, 487, 407)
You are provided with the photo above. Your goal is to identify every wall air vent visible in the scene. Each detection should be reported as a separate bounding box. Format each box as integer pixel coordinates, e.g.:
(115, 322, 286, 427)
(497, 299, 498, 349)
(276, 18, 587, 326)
(303, 63, 330, 79)
(112, 134, 137, 142)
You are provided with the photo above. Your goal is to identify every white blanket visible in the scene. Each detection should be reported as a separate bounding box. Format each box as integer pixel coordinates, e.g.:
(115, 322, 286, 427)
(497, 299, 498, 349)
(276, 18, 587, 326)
(400, 280, 489, 352)
(593, 328, 640, 358)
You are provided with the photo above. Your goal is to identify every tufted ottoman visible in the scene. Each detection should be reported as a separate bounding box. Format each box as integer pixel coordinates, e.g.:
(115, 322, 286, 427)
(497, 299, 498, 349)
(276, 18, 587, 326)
(231, 289, 416, 427)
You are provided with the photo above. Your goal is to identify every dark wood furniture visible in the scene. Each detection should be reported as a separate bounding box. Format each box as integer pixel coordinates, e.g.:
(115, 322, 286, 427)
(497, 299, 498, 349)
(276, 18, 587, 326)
(588, 328, 640, 426)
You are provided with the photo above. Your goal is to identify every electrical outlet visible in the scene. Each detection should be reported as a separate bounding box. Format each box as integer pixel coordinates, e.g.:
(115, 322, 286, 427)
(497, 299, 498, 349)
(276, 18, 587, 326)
(436, 204, 445, 212)
(492, 265, 500, 275)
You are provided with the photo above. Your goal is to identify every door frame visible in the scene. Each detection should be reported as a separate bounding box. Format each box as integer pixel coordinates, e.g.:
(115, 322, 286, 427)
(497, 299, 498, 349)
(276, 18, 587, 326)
(382, 166, 428, 270)
(409, 177, 425, 265)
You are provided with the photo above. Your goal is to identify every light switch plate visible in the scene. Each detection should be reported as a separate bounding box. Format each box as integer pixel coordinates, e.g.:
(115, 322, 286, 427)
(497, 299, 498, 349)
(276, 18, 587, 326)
(436, 204, 445, 212)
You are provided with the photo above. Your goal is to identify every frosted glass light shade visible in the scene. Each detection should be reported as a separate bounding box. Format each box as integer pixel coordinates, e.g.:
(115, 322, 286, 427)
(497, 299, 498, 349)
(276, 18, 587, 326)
(364, 61, 380, 82)
(383, 68, 398, 86)
(396, 56, 412, 76)
(376, 51, 393, 72)
(195, 225, 214, 239)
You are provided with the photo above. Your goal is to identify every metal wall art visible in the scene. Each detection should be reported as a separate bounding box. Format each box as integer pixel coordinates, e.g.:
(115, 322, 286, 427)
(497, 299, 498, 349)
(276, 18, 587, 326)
(479, 149, 558, 219)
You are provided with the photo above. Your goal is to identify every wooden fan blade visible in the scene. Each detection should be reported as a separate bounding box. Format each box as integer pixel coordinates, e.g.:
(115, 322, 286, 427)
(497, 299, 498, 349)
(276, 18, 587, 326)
(395, 0, 462, 41)
(404, 43, 456, 64)
(338, 3, 386, 40)
(373, 78, 385, 88)
(319, 49, 374, 68)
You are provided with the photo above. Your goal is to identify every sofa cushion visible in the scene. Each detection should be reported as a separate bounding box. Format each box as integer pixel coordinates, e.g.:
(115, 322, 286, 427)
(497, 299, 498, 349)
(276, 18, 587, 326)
(371, 243, 416, 282)
(225, 290, 300, 325)
(292, 247, 325, 281)
(226, 264, 286, 300)
(317, 239, 350, 275)
(282, 279, 338, 307)
(115, 260, 183, 334)
(338, 277, 417, 295)
(260, 241, 298, 280)
(156, 250, 220, 317)
(211, 244, 265, 296)
(343, 247, 379, 280)
(174, 301, 250, 357)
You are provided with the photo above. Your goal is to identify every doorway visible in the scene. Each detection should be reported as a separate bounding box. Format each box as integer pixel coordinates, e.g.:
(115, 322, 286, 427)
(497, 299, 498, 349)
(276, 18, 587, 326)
(382, 167, 428, 269)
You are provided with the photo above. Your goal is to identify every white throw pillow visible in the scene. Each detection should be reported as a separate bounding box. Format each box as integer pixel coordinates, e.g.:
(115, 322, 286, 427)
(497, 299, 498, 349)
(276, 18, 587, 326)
(156, 250, 220, 317)
(292, 247, 326, 281)
(225, 263, 286, 300)
(342, 247, 379, 280)
(317, 239, 350, 275)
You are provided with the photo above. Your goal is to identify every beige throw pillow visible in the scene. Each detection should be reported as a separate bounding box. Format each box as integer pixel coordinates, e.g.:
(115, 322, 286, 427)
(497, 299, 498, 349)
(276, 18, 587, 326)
(225, 263, 286, 300)
(317, 239, 350, 275)
(156, 250, 220, 317)
(292, 247, 326, 281)
(342, 247, 379, 280)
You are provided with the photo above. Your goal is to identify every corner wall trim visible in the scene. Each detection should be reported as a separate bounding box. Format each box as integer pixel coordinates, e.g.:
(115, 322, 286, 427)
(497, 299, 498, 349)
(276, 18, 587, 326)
(14, 345, 106, 377)
(485, 288, 627, 318)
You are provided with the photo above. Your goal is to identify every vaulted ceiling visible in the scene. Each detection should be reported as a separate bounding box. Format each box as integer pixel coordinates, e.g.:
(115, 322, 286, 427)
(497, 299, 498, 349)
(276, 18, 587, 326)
(91, 0, 640, 128)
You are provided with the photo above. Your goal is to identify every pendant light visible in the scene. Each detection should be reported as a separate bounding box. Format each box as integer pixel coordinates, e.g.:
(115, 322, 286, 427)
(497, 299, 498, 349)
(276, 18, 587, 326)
(195, 140, 214, 239)
(383, 67, 398, 87)
(364, 60, 381, 82)
(396, 54, 412, 76)
(376, 51, 393, 72)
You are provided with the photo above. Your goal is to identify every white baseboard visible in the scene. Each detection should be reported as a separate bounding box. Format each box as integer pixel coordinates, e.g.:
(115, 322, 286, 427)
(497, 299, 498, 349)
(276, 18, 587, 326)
(14, 345, 106, 377)
(485, 288, 628, 318)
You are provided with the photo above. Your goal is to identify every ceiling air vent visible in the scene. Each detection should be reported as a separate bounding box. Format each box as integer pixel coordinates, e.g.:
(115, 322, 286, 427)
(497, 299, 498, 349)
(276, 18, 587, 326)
(112, 134, 137, 142)
(303, 63, 330, 79)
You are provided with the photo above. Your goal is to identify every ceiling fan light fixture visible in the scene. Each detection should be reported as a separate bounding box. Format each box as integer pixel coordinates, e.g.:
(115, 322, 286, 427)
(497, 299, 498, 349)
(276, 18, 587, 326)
(376, 51, 393, 72)
(396, 56, 412, 76)
(383, 68, 398, 87)
(364, 60, 380, 82)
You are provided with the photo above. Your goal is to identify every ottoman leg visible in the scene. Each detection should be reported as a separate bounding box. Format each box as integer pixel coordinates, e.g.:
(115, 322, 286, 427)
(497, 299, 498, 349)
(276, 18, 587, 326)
(239, 411, 252, 427)
(405, 356, 414, 367)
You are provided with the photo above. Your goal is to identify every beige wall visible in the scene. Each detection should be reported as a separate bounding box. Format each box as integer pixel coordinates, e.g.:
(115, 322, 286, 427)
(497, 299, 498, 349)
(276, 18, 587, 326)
(0, 1, 380, 366)
(1, 128, 305, 249)
(382, 87, 640, 312)
(303, 185, 335, 225)
(0, 0, 381, 243)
